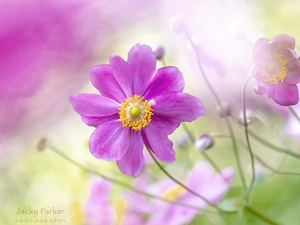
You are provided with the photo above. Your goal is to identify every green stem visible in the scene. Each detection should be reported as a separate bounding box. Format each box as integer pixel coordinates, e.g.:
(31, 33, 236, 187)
(244, 205, 281, 225)
(255, 155, 300, 177)
(212, 134, 300, 177)
(146, 146, 232, 213)
(288, 106, 300, 123)
(224, 118, 247, 190)
(184, 29, 247, 191)
(241, 75, 255, 202)
(248, 130, 300, 160)
(182, 123, 231, 183)
(45, 142, 207, 212)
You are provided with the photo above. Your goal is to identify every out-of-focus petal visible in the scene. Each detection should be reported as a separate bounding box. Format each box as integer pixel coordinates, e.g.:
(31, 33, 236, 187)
(142, 123, 175, 163)
(273, 83, 298, 106)
(89, 121, 130, 161)
(90, 65, 126, 103)
(84, 179, 115, 225)
(272, 34, 295, 51)
(117, 130, 144, 177)
(251, 71, 275, 97)
(252, 38, 274, 64)
(144, 66, 184, 100)
(127, 44, 156, 95)
(152, 92, 206, 123)
(69, 94, 119, 117)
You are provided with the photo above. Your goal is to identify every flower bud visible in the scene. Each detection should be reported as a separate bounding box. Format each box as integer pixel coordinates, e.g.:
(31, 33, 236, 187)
(169, 14, 186, 33)
(36, 137, 47, 152)
(216, 102, 231, 118)
(195, 134, 214, 151)
(152, 44, 165, 60)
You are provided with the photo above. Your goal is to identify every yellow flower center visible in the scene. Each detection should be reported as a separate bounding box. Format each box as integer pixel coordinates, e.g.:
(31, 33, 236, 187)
(119, 95, 153, 131)
(162, 185, 186, 201)
(258, 52, 288, 85)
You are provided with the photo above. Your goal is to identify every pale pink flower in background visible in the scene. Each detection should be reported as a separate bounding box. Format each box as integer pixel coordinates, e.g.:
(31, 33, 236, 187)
(84, 179, 115, 225)
(145, 162, 235, 225)
(251, 34, 300, 106)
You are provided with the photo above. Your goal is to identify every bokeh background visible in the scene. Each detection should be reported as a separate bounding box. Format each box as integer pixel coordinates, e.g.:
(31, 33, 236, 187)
(1, 0, 300, 224)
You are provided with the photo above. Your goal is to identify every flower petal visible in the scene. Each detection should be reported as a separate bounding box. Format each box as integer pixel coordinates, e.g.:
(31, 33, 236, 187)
(81, 114, 119, 127)
(151, 115, 180, 135)
(127, 44, 156, 95)
(89, 121, 130, 161)
(141, 123, 175, 163)
(285, 70, 300, 85)
(90, 65, 126, 103)
(272, 83, 299, 106)
(109, 54, 133, 97)
(144, 66, 184, 100)
(251, 70, 275, 97)
(117, 130, 144, 177)
(152, 92, 206, 123)
(69, 94, 119, 117)
(252, 38, 274, 64)
(272, 34, 295, 51)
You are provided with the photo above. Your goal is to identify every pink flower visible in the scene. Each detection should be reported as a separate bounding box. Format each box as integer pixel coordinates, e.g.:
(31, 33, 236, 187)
(84, 177, 151, 225)
(84, 179, 115, 225)
(251, 34, 300, 106)
(70, 44, 205, 177)
(145, 162, 235, 225)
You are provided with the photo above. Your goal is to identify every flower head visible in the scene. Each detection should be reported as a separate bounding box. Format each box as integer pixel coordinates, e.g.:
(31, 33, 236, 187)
(70, 44, 205, 177)
(252, 34, 300, 106)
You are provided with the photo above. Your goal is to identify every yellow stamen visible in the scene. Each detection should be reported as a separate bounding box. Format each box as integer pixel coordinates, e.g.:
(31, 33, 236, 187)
(162, 185, 186, 201)
(258, 52, 288, 85)
(119, 95, 153, 131)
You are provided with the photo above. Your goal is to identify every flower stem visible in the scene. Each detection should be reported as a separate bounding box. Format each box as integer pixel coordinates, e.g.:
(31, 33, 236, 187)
(241, 75, 256, 202)
(146, 146, 233, 213)
(224, 117, 247, 190)
(244, 205, 281, 225)
(184, 29, 247, 191)
(182, 123, 231, 183)
(288, 106, 300, 123)
(255, 155, 300, 176)
(248, 130, 300, 160)
(211, 134, 300, 177)
(44, 140, 207, 212)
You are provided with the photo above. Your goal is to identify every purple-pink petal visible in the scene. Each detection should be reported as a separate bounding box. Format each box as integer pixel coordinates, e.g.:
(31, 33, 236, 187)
(84, 179, 115, 225)
(252, 38, 274, 64)
(142, 123, 175, 163)
(152, 92, 206, 123)
(272, 83, 299, 106)
(272, 34, 295, 51)
(69, 94, 119, 117)
(127, 44, 156, 95)
(81, 114, 120, 127)
(90, 65, 126, 103)
(117, 130, 145, 177)
(89, 121, 130, 161)
(143, 66, 185, 100)
(251, 71, 275, 97)
(109, 54, 133, 97)
(150, 116, 181, 135)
